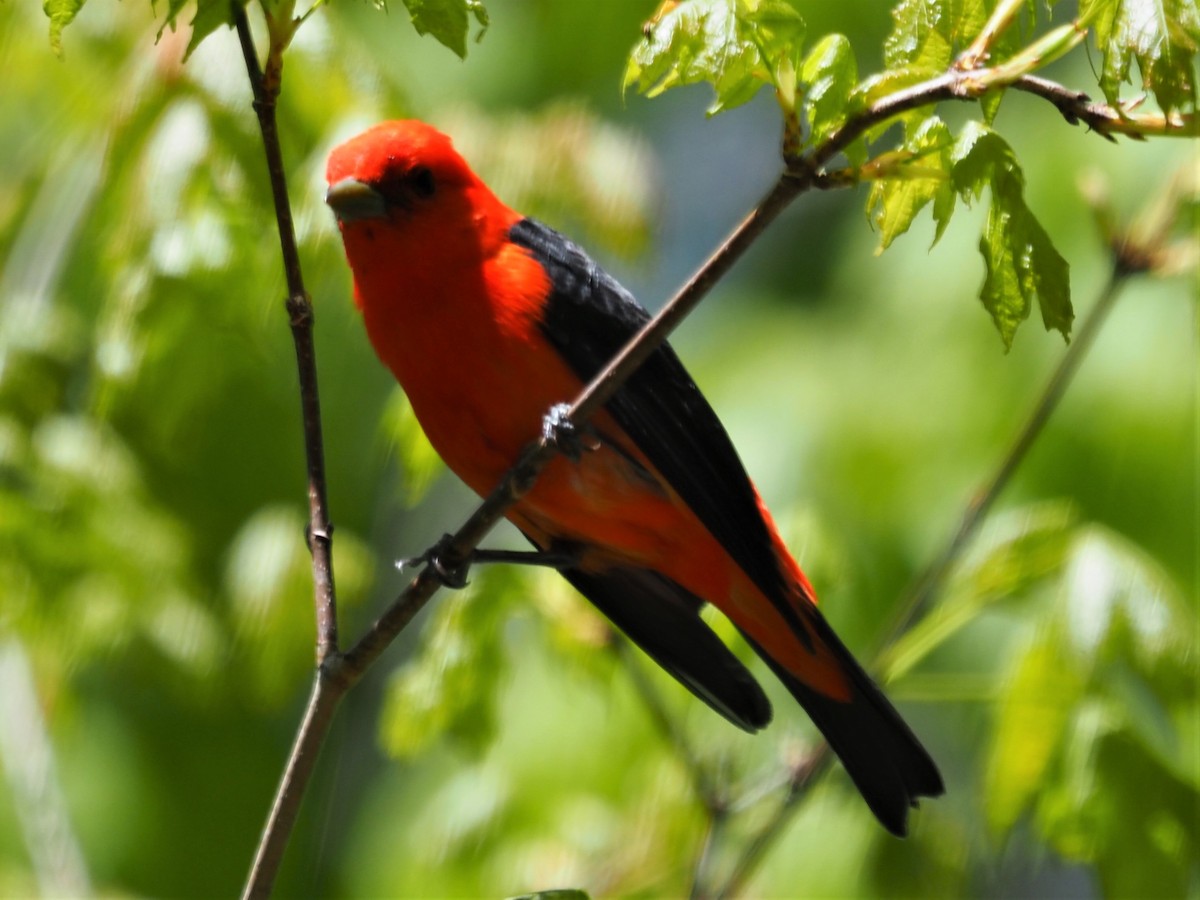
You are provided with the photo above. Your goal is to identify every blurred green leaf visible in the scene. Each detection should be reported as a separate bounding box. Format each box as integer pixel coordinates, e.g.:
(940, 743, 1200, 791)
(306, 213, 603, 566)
(154, 0, 240, 61)
(226, 506, 374, 702)
(984, 619, 1086, 835)
(43, 0, 85, 55)
(509, 891, 591, 900)
(380, 388, 444, 507)
(380, 566, 526, 758)
(1078, 0, 1200, 114)
(623, 0, 806, 116)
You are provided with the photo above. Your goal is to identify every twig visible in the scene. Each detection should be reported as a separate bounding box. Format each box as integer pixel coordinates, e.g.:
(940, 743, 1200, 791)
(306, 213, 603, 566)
(1013, 75, 1198, 139)
(236, 5, 341, 898)
(709, 264, 1136, 898)
(613, 636, 724, 815)
(713, 745, 831, 900)
(957, 0, 1026, 70)
(235, 5, 338, 661)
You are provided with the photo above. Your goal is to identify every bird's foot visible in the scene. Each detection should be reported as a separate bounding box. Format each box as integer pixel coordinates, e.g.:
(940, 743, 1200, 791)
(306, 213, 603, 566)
(397, 533, 471, 589)
(542, 403, 600, 461)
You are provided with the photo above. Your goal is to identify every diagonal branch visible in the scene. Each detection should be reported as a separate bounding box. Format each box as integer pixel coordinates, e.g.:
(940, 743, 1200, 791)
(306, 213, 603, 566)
(709, 262, 1137, 899)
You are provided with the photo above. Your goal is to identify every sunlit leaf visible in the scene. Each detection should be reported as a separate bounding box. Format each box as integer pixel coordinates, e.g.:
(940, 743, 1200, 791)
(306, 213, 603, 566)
(884, 0, 990, 73)
(1079, 0, 1200, 114)
(623, 0, 806, 116)
(800, 34, 858, 150)
(866, 115, 954, 250)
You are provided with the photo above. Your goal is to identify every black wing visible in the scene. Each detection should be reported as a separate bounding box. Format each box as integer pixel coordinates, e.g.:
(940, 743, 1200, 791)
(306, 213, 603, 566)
(558, 563, 772, 732)
(510, 218, 799, 622)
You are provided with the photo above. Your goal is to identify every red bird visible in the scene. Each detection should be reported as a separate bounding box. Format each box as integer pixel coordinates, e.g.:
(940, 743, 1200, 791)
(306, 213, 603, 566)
(326, 120, 943, 835)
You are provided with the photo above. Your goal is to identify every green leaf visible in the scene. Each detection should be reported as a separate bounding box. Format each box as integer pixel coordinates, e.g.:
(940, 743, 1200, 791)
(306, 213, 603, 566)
(401, 0, 489, 59)
(884, 0, 991, 73)
(951, 123, 1072, 347)
(380, 388, 444, 506)
(623, 0, 806, 116)
(153, 0, 240, 61)
(43, 0, 86, 56)
(984, 619, 1088, 836)
(800, 34, 858, 150)
(1080, 0, 1200, 114)
(866, 115, 954, 250)
(380, 567, 525, 758)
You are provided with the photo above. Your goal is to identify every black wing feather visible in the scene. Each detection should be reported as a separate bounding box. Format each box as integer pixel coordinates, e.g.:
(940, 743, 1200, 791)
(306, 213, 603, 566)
(558, 564, 773, 733)
(509, 218, 797, 620)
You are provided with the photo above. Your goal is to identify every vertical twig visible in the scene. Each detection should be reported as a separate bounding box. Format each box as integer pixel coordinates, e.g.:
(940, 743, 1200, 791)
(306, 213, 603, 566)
(235, 3, 339, 662)
(235, 5, 342, 897)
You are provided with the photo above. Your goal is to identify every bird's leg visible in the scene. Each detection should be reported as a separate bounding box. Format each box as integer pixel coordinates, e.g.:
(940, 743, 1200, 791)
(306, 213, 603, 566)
(542, 403, 600, 461)
(398, 534, 581, 588)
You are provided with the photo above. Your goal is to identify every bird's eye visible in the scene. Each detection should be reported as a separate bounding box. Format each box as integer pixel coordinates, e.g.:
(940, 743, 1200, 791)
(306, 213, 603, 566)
(409, 165, 436, 199)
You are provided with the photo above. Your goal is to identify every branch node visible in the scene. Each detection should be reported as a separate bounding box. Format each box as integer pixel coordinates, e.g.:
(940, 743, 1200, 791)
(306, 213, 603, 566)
(286, 292, 314, 328)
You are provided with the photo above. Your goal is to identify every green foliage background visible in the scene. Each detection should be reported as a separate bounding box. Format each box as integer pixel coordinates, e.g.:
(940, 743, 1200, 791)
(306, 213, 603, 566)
(0, 0, 1196, 897)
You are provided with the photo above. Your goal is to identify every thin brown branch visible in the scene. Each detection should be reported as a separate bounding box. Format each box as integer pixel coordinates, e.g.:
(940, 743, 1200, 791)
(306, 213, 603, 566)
(880, 264, 1131, 647)
(1013, 75, 1199, 139)
(242, 671, 345, 900)
(236, 4, 339, 898)
(236, 4, 338, 662)
(709, 264, 1134, 898)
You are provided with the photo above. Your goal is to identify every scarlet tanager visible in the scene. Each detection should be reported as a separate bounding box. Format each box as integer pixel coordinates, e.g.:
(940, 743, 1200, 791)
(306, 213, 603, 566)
(325, 121, 943, 835)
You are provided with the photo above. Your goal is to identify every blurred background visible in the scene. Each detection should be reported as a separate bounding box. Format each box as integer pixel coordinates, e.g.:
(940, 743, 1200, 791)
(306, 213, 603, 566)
(0, 1, 1195, 897)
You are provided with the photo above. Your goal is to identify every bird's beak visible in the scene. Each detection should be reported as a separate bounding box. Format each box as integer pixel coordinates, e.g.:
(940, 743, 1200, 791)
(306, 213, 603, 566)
(326, 177, 387, 223)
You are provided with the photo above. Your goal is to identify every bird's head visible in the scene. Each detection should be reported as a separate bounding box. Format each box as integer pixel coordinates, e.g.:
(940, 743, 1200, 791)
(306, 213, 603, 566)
(325, 120, 519, 306)
(325, 120, 477, 227)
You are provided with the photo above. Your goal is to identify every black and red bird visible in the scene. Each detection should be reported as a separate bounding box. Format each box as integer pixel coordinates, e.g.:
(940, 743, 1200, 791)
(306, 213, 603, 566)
(326, 120, 943, 835)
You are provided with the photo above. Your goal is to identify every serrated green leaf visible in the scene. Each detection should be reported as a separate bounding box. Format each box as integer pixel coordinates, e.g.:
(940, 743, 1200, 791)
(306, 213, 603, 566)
(800, 34, 857, 148)
(884, 0, 991, 73)
(984, 619, 1088, 836)
(185, 0, 240, 60)
(152, 0, 239, 60)
(401, 0, 488, 59)
(623, 0, 806, 116)
(951, 123, 1072, 346)
(43, 0, 86, 56)
(866, 115, 954, 250)
(1080, 0, 1200, 114)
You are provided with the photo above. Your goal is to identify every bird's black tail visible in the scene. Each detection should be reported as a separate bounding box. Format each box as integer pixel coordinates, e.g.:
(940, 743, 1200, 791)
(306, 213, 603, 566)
(745, 611, 944, 837)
